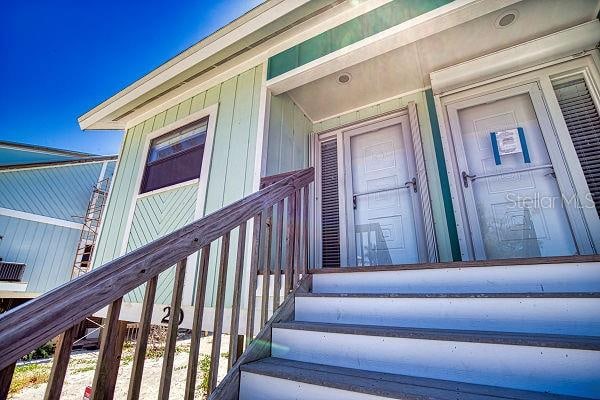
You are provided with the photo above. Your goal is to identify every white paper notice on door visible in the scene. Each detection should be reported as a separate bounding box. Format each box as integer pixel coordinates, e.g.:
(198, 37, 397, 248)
(495, 129, 522, 156)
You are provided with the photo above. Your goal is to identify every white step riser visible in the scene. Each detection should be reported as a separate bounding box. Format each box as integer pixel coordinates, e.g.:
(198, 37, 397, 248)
(239, 372, 391, 400)
(271, 328, 600, 398)
(295, 297, 600, 336)
(313, 263, 600, 294)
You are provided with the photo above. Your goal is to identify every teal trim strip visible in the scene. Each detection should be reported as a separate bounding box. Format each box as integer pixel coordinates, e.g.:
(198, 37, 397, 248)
(518, 127, 531, 163)
(425, 89, 462, 261)
(267, 0, 453, 80)
(490, 132, 501, 165)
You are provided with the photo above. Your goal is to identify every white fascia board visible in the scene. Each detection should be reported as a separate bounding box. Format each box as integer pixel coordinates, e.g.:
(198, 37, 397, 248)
(78, 0, 313, 131)
(430, 20, 600, 94)
(266, 0, 522, 95)
(0, 207, 84, 230)
(81, 0, 392, 131)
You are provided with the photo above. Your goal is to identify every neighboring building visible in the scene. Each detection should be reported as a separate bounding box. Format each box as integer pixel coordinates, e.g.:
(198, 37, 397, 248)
(0, 141, 117, 304)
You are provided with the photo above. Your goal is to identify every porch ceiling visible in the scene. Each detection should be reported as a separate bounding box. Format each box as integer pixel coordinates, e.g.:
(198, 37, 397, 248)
(287, 0, 599, 122)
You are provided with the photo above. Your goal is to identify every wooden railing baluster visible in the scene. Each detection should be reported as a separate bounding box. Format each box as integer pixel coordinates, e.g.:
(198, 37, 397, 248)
(229, 222, 247, 368)
(302, 186, 309, 275)
(127, 275, 158, 400)
(44, 323, 80, 399)
(260, 208, 273, 327)
(185, 245, 210, 400)
(285, 194, 296, 294)
(0, 362, 15, 400)
(208, 232, 230, 394)
(91, 298, 127, 400)
(158, 259, 187, 399)
(273, 199, 284, 308)
(245, 213, 262, 346)
(293, 190, 302, 286)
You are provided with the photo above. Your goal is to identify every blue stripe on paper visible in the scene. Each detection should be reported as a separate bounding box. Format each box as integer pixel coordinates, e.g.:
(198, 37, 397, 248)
(518, 127, 531, 163)
(490, 132, 501, 165)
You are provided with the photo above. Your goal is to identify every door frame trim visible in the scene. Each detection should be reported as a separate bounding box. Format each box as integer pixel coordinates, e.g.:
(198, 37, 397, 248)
(435, 54, 600, 260)
(314, 107, 438, 266)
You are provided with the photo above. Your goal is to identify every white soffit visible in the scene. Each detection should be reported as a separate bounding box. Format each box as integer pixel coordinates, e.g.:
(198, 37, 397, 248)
(430, 20, 600, 94)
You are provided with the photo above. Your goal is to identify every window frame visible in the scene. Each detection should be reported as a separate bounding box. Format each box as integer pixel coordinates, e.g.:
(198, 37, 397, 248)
(139, 118, 209, 194)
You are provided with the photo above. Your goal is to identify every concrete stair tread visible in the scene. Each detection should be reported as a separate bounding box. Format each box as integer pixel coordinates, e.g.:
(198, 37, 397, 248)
(274, 321, 600, 350)
(242, 357, 588, 400)
(296, 292, 600, 298)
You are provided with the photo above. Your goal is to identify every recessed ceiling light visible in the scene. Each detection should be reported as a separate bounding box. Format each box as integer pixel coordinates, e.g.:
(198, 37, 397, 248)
(337, 72, 352, 84)
(495, 10, 518, 28)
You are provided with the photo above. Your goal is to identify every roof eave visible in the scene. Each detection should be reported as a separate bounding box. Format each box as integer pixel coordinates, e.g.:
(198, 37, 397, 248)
(78, 0, 314, 131)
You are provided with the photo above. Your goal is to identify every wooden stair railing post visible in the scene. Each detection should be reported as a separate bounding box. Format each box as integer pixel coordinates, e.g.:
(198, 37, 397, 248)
(158, 259, 187, 399)
(293, 189, 302, 286)
(185, 244, 210, 400)
(245, 213, 262, 346)
(302, 185, 310, 275)
(273, 199, 284, 308)
(91, 298, 127, 400)
(260, 207, 273, 327)
(284, 194, 296, 294)
(44, 323, 81, 400)
(0, 362, 15, 400)
(208, 232, 231, 394)
(229, 222, 247, 368)
(127, 275, 158, 400)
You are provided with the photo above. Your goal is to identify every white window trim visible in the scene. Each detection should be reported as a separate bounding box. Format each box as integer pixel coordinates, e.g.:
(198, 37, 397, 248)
(119, 103, 219, 257)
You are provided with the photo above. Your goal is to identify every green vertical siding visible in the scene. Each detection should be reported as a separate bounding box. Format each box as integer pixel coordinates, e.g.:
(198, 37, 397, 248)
(267, 0, 453, 79)
(266, 93, 311, 175)
(93, 65, 263, 308)
(311, 91, 454, 262)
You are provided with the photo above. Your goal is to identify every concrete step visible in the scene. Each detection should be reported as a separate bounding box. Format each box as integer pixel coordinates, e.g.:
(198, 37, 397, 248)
(271, 322, 600, 398)
(240, 358, 589, 400)
(311, 261, 600, 294)
(294, 292, 600, 335)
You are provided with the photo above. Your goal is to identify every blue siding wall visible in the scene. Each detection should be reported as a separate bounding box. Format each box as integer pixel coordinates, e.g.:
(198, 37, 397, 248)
(0, 216, 80, 293)
(0, 162, 113, 222)
(0, 160, 116, 294)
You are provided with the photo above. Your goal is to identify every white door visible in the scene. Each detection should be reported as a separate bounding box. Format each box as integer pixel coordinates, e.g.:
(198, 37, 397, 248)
(344, 116, 427, 266)
(447, 83, 587, 260)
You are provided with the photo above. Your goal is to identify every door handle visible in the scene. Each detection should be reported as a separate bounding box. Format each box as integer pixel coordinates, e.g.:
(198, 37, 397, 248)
(462, 171, 477, 188)
(404, 177, 417, 193)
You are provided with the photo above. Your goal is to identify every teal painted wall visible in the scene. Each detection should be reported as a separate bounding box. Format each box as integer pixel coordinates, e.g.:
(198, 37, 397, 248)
(0, 216, 80, 293)
(311, 91, 455, 262)
(0, 162, 114, 222)
(266, 93, 311, 175)
(267, 0, 453, 79)
(0, 147, 78, 166)
(93, 65, 263, 308)
(0, 160, 116, 293)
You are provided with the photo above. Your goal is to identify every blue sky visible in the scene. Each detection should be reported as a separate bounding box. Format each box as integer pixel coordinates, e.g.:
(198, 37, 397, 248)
(0, 0, 262, 156)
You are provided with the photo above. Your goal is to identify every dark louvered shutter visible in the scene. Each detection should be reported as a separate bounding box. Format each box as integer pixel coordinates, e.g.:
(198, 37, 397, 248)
(320, 140, 341, 267)
(554, 77, 600, 216)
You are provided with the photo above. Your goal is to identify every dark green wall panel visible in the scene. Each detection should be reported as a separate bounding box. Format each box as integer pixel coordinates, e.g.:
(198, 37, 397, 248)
(267, 0, 453, 79)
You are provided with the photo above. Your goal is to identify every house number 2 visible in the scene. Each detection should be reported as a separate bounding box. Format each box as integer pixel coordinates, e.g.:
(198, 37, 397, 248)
(161, 306, 184, 325)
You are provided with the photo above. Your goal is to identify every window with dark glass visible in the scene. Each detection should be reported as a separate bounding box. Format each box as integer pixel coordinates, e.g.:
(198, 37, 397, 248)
(140, 118, 208, 194)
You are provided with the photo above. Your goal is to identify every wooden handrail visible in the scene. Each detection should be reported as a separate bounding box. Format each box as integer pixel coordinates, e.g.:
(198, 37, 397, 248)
(0, 166, 314, 393)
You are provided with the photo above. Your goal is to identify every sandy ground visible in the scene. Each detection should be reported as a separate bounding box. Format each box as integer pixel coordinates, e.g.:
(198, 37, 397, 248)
(10, 335, 230, 400)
